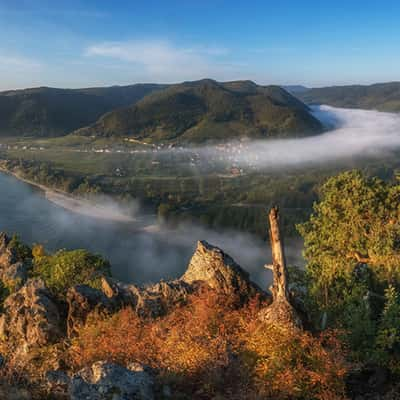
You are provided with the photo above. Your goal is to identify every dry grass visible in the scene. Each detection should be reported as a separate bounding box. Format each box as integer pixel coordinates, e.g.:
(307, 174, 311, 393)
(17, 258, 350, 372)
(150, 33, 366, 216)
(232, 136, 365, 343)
(70, 288, 348, 400)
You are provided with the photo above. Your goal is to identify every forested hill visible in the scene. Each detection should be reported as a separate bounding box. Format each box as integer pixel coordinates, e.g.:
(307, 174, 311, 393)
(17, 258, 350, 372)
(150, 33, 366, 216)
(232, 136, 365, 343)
(297, 81, 400, 112)
(0, 84, 167, 137)
(73, 79, 324, 143)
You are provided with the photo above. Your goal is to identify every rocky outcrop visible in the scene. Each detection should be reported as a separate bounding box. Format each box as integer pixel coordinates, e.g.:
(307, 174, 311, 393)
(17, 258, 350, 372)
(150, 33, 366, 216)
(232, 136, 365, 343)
(66, 241, 264, 335)
(104, 240, 264, 315)
(69, 361, 154, 400)
(114, 279, 194, 318)
(0, 234, 265, 346)
(0, 233, 17, 265)
(258, 296, 304, 328)
(66, 284, 112, 337)
(45, 370, 71, 396)
(0, 278, 62, 348)
(0, 233, 30, 290)
(0, 381, 31, 400)
(66, 279, 194, 336)
(182, 240, 263, 303)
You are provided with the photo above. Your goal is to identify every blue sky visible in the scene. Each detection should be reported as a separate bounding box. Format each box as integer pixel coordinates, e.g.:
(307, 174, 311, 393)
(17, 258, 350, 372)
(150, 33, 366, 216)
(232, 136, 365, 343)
(0, 0, 399, 90)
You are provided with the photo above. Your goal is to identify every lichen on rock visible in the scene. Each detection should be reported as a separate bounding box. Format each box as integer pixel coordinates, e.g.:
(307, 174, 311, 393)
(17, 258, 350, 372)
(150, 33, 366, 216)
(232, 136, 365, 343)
(69, 361, 154, 400)
(0, 278, 62, 349)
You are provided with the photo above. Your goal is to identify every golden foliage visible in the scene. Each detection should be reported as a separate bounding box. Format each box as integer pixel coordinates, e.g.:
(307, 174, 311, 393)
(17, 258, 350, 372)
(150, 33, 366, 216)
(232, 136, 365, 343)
(31, 244, 46, 259)
(70, 288, 348, 399)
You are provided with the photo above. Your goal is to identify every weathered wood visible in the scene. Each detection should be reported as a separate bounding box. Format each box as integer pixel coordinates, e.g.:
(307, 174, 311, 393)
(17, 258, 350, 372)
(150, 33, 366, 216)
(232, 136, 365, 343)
(259, 206, 303, 328)
(268, 206, 290, 301)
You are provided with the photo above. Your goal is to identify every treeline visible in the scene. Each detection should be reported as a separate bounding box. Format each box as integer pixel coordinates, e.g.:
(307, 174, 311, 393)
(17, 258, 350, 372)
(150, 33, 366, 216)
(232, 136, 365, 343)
(0, 158, 318, 237)
(2, 155, 400, 239)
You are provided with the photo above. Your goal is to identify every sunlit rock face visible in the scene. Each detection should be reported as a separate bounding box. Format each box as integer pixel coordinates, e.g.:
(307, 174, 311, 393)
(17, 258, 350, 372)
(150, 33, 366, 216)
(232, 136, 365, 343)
(66, 284, 113, 337)
(69, 361, 155, 400)
(0, 278, 62, 349)
(0, 236, 266, 347)
(66, 240, 266, 334)
(0, 235, 272, 398)
(0, 232, 30, 290)
(182, 240, 264, 303)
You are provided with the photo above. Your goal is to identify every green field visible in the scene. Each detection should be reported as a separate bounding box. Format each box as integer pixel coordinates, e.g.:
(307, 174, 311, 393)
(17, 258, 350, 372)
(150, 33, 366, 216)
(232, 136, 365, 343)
(2, 134, 399, 239)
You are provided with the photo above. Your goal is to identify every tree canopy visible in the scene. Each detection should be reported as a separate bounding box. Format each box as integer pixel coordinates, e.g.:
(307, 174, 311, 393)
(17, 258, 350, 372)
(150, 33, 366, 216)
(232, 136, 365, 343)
(298, 171, 400, 304)
(298, 170, 400, 367)
(32, 248, 110, 296)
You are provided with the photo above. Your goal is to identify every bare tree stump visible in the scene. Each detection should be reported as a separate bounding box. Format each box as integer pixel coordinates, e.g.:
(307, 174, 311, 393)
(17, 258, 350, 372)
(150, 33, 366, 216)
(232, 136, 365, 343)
(259, 207, 303, 328)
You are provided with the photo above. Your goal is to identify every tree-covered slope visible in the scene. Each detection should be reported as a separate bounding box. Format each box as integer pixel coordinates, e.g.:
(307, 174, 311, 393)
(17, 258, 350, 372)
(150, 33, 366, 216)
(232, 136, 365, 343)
(298, 82, 400, 112)
(0, 84, 166, 137)
(74, 79, 324, 143)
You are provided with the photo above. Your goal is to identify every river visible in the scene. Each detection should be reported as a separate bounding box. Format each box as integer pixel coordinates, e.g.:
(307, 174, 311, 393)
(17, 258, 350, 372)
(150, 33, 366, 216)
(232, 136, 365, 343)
(0, 172, 282, 286)
(3, 104, 397, 286)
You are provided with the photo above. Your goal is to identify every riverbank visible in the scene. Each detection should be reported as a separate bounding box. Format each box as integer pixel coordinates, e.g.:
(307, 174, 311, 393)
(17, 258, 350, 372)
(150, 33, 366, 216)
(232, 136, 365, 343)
(0, 166, 137, 223)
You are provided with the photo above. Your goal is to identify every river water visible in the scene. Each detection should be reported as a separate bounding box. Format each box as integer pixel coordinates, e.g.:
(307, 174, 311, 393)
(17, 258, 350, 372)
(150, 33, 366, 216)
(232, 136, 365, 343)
(0, 172, 281, 286)
(1, 105, 397, 287)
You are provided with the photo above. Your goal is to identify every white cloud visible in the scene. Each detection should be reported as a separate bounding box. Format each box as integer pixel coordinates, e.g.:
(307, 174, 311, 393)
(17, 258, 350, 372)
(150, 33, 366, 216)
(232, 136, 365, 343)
(0, 53, 41, 70)
(85, 40, 237, 82)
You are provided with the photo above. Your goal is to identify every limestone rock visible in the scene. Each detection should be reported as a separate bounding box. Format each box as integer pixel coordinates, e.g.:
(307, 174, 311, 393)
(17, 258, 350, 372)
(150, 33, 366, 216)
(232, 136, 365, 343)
(258, 297, 303, 328)
(69, 361, 154, 400)
(0, 381, 31, 400)
(104, 278, 193, 318)
(66, 285, 112, 337)
(182, 240, 263, 303)
(0, 232, 30, 290)
(0, 232, 17, 265)
(1, 261, 28, 290)
(66, 241, 265, 331)
(0, 278, 62, 348)
(45, 370, 71, 396)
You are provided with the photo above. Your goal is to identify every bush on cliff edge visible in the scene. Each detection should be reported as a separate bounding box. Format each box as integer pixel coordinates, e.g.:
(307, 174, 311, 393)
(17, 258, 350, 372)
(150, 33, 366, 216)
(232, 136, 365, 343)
(32, 246, 110, 296)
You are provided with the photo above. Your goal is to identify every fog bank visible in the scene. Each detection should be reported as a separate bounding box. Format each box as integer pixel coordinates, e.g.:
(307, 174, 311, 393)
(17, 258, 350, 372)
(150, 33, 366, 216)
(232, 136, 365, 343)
(3, 105, 396, 287)
(0, 172, 296, 287)
(192, 105, 400, 169)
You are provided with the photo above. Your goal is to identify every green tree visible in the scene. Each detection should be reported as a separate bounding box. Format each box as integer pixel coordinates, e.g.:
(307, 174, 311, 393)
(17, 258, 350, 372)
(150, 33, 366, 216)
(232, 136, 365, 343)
(32, 249, 110, 296)
(374, 285, 400, 372)
(298, 170, 400, 314)
(298, 170, 400, 365)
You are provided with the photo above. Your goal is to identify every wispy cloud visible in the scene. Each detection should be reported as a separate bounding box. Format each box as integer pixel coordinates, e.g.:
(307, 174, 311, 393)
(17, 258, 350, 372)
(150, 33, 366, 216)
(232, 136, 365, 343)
(248, 46, 297, 54)
(0, 7, 107, 18)
(0, 53, 41, 70)
(85, 40, 237, 82)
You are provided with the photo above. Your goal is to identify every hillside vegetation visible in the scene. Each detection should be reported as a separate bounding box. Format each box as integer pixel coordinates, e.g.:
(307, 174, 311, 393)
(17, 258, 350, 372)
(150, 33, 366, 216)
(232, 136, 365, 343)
(298, 82, 400, 112)
(1, 171, 400, 398)
(0, 84, 166, 137)
(74, 79, 323, 143)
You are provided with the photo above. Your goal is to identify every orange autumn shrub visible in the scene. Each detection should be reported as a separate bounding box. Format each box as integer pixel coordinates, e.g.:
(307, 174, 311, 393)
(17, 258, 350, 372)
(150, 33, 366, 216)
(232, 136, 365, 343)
(241, 323, 348, 400)
(70, 288, 348, 399)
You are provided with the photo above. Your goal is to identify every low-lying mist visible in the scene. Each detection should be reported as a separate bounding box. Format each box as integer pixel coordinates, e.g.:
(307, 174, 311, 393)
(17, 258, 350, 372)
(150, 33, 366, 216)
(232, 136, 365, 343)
(45, 191, 139, 222)
(2, 105, 396, 289)
(0, 172, 300, 288)
(181, 105, 400, 169)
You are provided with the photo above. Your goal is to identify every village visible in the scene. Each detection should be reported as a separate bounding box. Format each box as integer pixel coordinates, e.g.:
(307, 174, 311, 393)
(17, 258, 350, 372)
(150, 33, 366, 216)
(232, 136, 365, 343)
(0, 138, 261, 177)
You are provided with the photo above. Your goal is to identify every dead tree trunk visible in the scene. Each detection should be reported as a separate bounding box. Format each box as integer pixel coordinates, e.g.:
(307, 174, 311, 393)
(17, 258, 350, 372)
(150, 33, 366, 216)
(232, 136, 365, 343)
(259, 207, 302, 328)
(266, 206, 289, 301)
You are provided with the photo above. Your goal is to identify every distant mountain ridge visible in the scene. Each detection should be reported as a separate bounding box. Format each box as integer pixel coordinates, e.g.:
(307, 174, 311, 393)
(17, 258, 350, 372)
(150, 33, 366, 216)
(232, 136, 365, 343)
(282, 85, 309, 94)
(0, 84, 167, 137)
(297, 82, 400, 112)
(74, 79, 323, 143)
